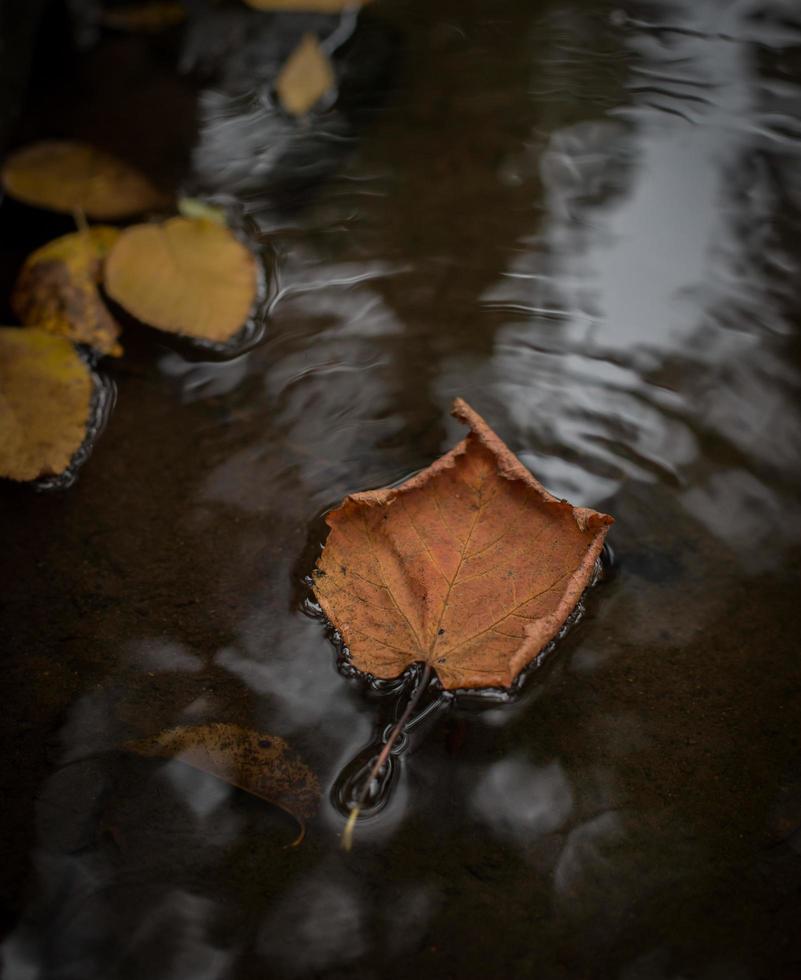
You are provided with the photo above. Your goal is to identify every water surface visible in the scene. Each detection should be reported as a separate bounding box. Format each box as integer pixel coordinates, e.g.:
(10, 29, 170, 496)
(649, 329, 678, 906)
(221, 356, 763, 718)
(1, 0, 801, 977)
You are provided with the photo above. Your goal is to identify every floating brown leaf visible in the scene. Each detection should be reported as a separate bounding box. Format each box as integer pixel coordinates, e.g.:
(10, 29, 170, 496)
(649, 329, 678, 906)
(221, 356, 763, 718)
(244, 0, 372, 11)
(276, 34, 335, 117)
(12, 227, 122, 357)
(313, 399, 613, 690)
(2, 140, 165, 219)
(0, 328, 93, 482)
(126, 723, 320, 844)
(104, 217, 258, 342)
(100, 1, 187, 31)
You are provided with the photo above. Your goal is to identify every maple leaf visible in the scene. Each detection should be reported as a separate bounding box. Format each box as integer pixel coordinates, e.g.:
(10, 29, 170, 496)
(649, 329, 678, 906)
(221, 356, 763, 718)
(313, 399, 613, 691)
(12, 227, 123, 357)
(125, 724, 320, 845)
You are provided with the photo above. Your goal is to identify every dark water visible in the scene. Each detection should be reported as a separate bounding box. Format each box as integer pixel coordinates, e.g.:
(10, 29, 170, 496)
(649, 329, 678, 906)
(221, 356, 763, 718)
(2, 0, 801, 977)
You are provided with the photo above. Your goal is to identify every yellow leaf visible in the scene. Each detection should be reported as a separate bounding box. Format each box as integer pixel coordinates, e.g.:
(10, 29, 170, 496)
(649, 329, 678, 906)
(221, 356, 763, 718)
(2, 140, 166, 220)
(12, 227, 123, 357)
(276, 34, 335, 117)
(125, 723, 320, 845)
(0, 328, 93, 482)
(177, 196, 227, 226)
(100, 1, 187, 32)
(244, 0, 372, 11)
(104, 217, 258, 343)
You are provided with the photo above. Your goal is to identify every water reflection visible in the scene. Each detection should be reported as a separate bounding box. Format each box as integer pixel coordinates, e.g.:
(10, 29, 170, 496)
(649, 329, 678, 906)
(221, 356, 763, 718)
(2, 0, 801, 976)
(488, 0, 801, 567)
(471, 757, 574, 844)
(258, 870, 366, 976)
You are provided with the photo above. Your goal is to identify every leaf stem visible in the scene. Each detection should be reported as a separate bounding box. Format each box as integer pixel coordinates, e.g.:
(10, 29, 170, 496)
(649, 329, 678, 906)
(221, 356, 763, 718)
(342, 661, 433, 851)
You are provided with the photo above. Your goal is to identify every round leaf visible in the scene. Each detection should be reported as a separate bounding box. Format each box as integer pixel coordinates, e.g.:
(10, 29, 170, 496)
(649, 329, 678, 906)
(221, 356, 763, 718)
(2, 140, 165, 219)
(276, 34, 335, 117)
(104, 217, 258, 343)
(12, 227, 123, 357)
(0, 328, 93, 482)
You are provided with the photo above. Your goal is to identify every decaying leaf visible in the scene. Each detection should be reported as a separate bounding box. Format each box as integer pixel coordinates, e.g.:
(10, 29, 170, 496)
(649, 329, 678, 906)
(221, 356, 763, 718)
(0, 328, 93, 482)
(2, 140, 165, 219)
(12, 227, 123, 357)
(100, 1, 187, 32)
(126, 723, 320, 844)
(276, 34, 335, 117)
(244, 0, 372, 11)
(104, 217, 258, 342)
(313, 399, 614, 691)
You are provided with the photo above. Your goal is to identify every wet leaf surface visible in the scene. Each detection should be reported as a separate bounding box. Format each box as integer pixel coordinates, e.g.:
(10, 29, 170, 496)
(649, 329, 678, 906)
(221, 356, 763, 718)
(125, 723, 320, 844)
(276, 34, 336, 117)
(104, 217, 258, 343)
(2, 140, 165, 219)
(313, 399, 613, 690)
(12, 227, 123, 357)
(0, 328, 92, 482)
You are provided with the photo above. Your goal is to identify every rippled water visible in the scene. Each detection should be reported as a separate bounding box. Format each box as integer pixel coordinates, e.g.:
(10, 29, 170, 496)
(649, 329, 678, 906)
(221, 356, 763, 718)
(2, 0, 801, 977)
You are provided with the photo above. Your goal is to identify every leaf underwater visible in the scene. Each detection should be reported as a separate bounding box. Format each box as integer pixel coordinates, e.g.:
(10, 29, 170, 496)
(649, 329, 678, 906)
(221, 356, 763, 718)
(2, 140, 165, 220)
(276, 34, 336, 117)
(100, 2, 187, 32)
(12, 227, 123, 357)
(104, 217, 258, 343)
(0, 328, 93, 482)
(125, 724, 320, 845)
(243, 0, 373, 12)
(313, 399, 614, 691)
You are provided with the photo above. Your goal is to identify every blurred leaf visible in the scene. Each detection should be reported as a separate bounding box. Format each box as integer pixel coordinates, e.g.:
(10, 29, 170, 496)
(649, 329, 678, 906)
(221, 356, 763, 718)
(313, 399, 614, 690)
(276, 34, 335, 117)
(2, 140, 166, 219)
(100, 1, 187, 32)
(13, 227, 123, 357)
(244, 0, 372, 10)
(0, 328, 92, 482)
(177, 196, 227, 225)
(104, 217, 258, 343)
(126, 723, 320, 844)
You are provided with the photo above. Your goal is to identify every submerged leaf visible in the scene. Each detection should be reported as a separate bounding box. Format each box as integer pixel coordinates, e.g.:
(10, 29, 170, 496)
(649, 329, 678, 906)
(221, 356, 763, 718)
(313, 399, 613, 691)
(244, 0, 372, 11)
(276, 34, 335, 117)
(12, 227, 122, 357)
(0, 328, 93, 482)
(100, 1, 187, 32)
(2, 140, 165, 219)
(126, 723, 320, 843)
(104, 217, 258, 343)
